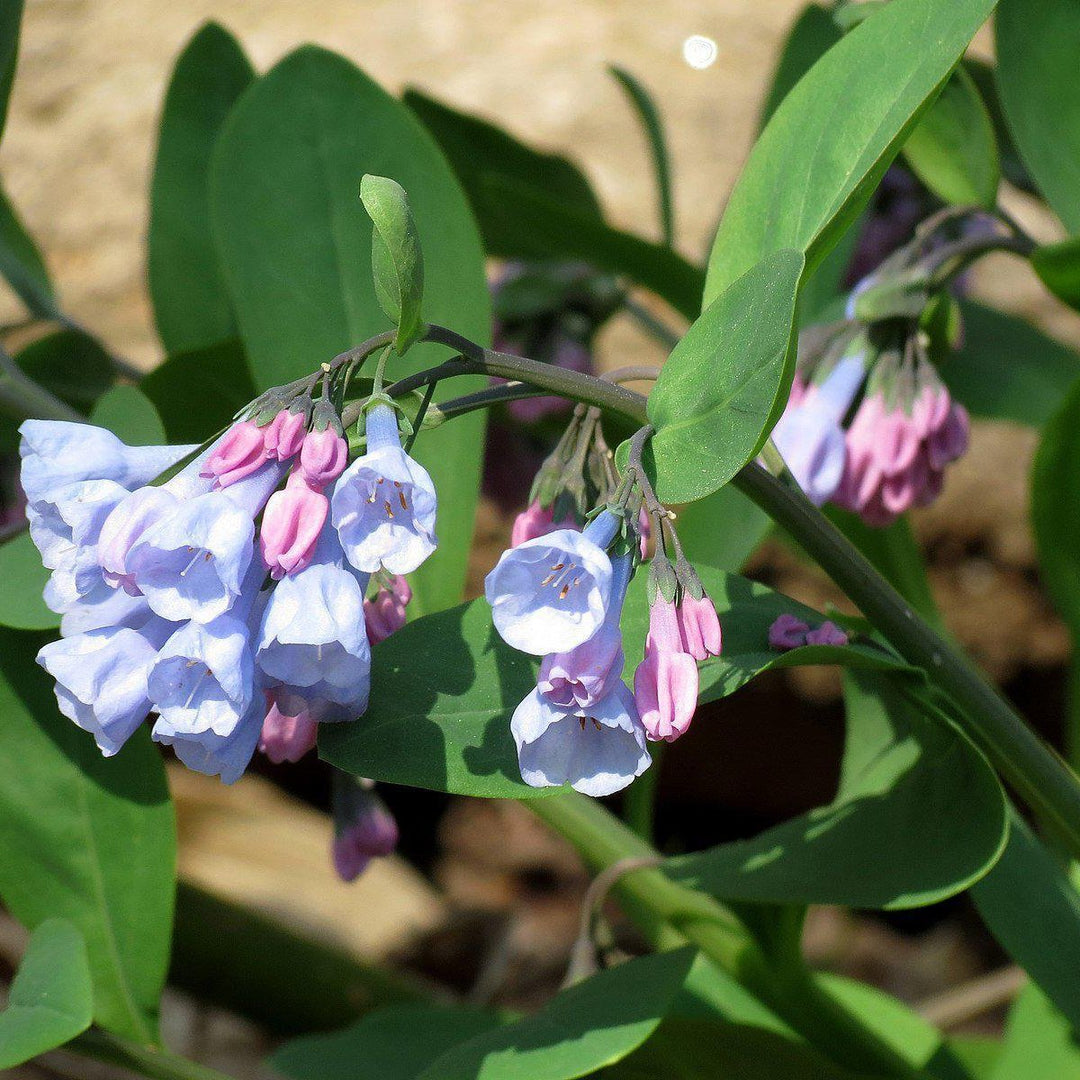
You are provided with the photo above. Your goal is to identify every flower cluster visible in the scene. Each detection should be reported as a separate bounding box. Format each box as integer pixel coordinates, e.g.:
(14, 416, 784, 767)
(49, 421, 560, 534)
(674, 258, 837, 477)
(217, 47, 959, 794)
(768, 613, 848, 651)
(23, 396, 433, 788)
(772, 334, 968, 527)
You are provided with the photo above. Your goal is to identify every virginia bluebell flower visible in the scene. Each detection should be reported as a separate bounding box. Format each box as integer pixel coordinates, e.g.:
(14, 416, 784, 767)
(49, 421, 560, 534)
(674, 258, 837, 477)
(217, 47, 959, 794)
(152, 700, 264, 785)
(510, 681, 651, 796)
(485, 509, 620, 656)
(255, 528, 372, 721)
(37, 618, 172, 756)
(331, 404, 437, 575)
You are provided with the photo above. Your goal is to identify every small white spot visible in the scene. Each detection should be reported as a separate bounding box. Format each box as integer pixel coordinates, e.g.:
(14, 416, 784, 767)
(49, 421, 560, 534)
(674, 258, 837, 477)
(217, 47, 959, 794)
(682, 34, 717, 70)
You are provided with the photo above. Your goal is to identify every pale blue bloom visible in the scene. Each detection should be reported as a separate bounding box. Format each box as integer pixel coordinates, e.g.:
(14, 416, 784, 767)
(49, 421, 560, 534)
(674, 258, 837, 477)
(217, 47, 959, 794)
(537, 549, 633, 708)
(26, 478, 127, 571)
(331, 404, 437, 575)
(510, 681, 651, 797)
(771, 354, 866, 506)
(255, 528, 371, 720)
(59, 585, 150, 638)
(153, 702, 263, 785)
(19, 419, 196, 505)
(37, 619, 172, 756)
(485, 510, 620, 656)
(126, 463, 284, 623)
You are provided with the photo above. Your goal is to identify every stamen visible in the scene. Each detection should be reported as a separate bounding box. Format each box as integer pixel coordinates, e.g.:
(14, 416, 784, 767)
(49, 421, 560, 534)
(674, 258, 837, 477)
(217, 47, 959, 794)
(559, 584, 570, 599)
(578, 716, 587, 730)
(551, 563, 565, 571)
(540, 574, 556, 586)
(182, 666, 209, 710)
(399, 491, 408, 511)
(385, 500, 394, 518)
(179, 550, 203, 578)
(591, 717, 602, 732)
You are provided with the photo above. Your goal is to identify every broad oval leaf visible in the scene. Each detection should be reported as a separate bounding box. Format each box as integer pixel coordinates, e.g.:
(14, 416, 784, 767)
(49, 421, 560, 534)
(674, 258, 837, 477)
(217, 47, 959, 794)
(972, 809, 1080, 1032)
(758, 4, 842, 129)
(0, 629, 176, 1042)
(705, 0, 997, 303)
(1032, 236, 1080, 314)
(0, 182, 58, 320)
(418, 949, 696, 1080)
(902, 67, 1000, 208)
(664, 672, 1007, 909)
(210, 45, 490, 617)
(646, 249, 804, 504)
(148, 21, 254, 354)
(0, 918, 92, 1069)
(993, 985, 1080, 1080)
(0, 531, 57, 631)
(996, 0, 1080, 233)
(1032, 379, 1080, 630)
(89, 385, 166, 445)
(360, 174, 425, 353)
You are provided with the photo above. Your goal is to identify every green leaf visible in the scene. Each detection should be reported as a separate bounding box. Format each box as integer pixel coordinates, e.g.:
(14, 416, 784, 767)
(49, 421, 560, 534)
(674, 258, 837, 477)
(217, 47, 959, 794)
(941, 302, 1080, 428)
(0, 181, 59, 320)
(705, 0, 997, 304)
(993, 985, 1080, 1080)
(0, 629, 175, 1043)
(964, 58, 1034, 194)
(758, 4, 842, 129)
(418, 949, 697, 1080)
(210, 46, 490, 617)
(148, 21, 254, 355)
(0, 0, 24, 143)
(664, 672, 1007, 909)
(141, 338, 255, 443)
(360, 174, 425, 353)
(996, 0, 1080, 232)
(273, 1004, 501, 1080)
(675, 486, 772, 574)
(1032, 236, 1080, 314)
(320, 563, 907, 797)
(971, 809, 1080, 1032)
(0, 918, 92, 1068)
(646, 250, 804, 504)
(902, 67, 1000, 208)
(609, 66, 674, 247)
(89, 385, 166, 445)
(0, 532, 57, 630)
(1032, 378, 1080, 630)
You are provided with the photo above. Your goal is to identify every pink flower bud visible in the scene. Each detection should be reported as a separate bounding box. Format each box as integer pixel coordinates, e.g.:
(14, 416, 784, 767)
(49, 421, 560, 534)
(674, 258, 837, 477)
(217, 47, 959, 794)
(332, 798, 399, 882)
(768, 613, 809, 650)
(264, 409, 307, 461)
(259, 689, 319, 763)
(677, 593, 722, 661)
(299, 428, 348, 488)
(510, 500, 576, 547)
(363, 575, 412, 644)
(201, 421, 267, 488)
(634, 599, 699, 742)
(804, 620, 849, 647)
(259, 470, 328, 579)
(539, 622, 625, 709)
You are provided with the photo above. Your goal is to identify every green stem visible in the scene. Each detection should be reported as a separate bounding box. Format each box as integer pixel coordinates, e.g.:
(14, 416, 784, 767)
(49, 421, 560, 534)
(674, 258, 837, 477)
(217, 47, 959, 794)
(1067, 650, 1080, 772)
(65, 1029, 234, 1080)
(622, 742, 662, 842)
(529, 793, 917, 1079)
(622, 298, 681, 350)
(367, 324, 1080, 856)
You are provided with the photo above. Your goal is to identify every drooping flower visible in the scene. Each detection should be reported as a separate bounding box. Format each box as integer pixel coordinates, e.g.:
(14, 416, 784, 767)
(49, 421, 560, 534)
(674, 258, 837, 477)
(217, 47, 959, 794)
(263, 409, 307, 461)
(805, 620, 849, 647)
(537, 549, 632, 709)
(510, 682, 651, 797)
(200, 420, 268, 488)
(676, 592, 723, 662)
(331, 404, 437, 575)
(511, 500, 576, 548)
(771, 354, 866, 506)
(152, 702, 264, 785)
(299, 427, 348, 489)
(485, 509, 620, 656)
(37, 619, 171, 756)
(768, 613, 810, 650)
(18, 420, 197, 506)
(259, 688, 319, 764)
(633, 597, 699, 743)
(332, 786, 399, 882)
(256, 529, 371, 720)
(363, 574, 412, 645)
(260, 471, 329, 579)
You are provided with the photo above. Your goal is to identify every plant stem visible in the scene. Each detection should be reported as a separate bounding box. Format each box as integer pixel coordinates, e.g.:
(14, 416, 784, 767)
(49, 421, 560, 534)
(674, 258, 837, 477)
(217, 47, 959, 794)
(621, 298, 682, 350)
(622, 742, 662, 842)
(65, 1029, 235, 1080)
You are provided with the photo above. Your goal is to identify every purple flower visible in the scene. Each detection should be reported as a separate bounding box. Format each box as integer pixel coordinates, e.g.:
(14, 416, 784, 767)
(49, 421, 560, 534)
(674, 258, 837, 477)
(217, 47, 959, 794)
(152, 702, 263, 785)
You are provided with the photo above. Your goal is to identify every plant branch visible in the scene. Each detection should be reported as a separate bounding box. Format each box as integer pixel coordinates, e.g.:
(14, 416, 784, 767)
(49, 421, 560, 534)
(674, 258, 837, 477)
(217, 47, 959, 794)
(64, 1029, 235, 1080)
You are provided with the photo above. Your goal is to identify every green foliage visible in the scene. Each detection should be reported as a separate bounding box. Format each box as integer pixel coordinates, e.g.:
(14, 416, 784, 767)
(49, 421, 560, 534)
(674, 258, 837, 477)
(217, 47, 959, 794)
(646, 250, 804, 503)
(0, 183, 59, 319)
(89, 385, 166, 445)
(0, 918, 92, 1069)
(664, 673, 1007, 909)
(148, 21, 254, 354)
(404, 88, 704, 319)
(0, 629, 175, 1043)
(942, 302, 1080, 428)
(758, 4, 841, 129)
(0, 0, 23, 143)
(1032, 236, 1080, 314)
(996, 0, 1080, 232)
(993, 985, 1080, 1080)
(0, 532, 57, 630)
(140, 338, 255, 443)
(902, 67, 1000, 208)
(210, 46, 490, 616)
(705, 0, 997, 303)
(360, 174, 425, 354)
(971, 809, 1080, 1032)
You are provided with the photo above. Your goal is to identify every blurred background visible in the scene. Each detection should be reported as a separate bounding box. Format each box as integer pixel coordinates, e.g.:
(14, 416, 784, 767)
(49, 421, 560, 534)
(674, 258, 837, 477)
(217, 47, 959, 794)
(1, 1, 1075, 1075)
